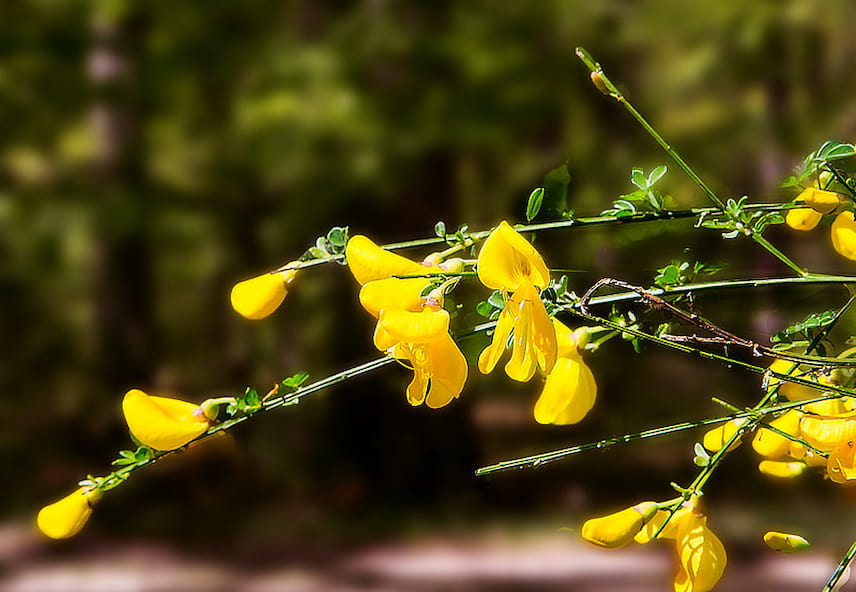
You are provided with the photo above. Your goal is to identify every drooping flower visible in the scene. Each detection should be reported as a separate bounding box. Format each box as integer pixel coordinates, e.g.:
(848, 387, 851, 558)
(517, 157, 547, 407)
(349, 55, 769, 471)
(751, 410, 802, 458)
(674, 510, 727, 592)
(37, 487, 102, 539)
(533, 319, 596, 425)
(831, 211, 856, 260)
(230, 268, 298, 320)
(763, 531, 811, 553)
(122, 389, 211, 451)
(477, 221, 557, 382)
(581, 501, 659, 549)
(379, 294, 468, 408)
(346, 235, 432, 286)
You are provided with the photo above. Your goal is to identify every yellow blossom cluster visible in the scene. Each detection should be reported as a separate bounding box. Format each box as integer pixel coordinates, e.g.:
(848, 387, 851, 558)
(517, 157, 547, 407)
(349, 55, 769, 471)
(785, 186, 856, 260)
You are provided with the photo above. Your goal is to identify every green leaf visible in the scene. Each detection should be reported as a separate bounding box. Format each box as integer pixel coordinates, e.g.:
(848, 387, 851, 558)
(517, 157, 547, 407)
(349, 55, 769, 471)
(434, 221, 446, 238)
(540, 164, 570, 219)
(326, 226, 348, 247)
(476, 301, 493, 318)
(816, 141, 855, 163)
(631, 168, 646, 189)
(282, 372, 310, 390)
(647, 165, 667, 187)
(525, 187, 544, 222)
(244, 388, 260, 407)
(487, 290, 506, 309)
(654, 264, 681, 287)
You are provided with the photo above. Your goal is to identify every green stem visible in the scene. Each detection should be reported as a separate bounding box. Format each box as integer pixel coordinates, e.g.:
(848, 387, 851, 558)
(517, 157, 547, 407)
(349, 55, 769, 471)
(823, 539, 856, 592)
(575, 46, 807, 277)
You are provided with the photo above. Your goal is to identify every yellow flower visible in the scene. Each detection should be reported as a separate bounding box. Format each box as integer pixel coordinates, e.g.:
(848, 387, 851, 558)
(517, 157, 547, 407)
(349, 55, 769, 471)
(751, 410, 802, 458)
(763, 531, 811, 553)
(581, 501, 659, 549)
(799, 411, 856, 452)
(534, 320, 596, 425)
(801, 187, 843, 214)
(827, 440, 856, 483)
(758, 460, 806, 478)
(122, 389, 211, 451)
(674, 511, 727, 592)
(37, 487, 102, 539)
(230, 268, 298, 320)
(380, 298, 468, 408)
(832, 211, 856, 260)
(786, 207, 822, 231)
(702, 418, 749, 453)
(346, 235, 432, 285)
(477, 221, 557, 382)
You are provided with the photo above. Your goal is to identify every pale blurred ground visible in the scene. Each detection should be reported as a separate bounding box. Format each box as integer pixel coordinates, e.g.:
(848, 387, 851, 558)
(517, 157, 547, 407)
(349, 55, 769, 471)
(0, 522, 844, 592)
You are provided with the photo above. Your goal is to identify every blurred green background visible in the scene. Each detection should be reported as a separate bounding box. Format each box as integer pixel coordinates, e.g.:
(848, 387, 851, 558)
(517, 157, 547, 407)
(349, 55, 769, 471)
(6, 0, 856, 588)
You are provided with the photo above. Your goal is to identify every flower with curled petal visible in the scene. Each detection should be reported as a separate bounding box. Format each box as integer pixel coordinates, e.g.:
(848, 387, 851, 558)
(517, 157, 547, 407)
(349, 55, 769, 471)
(673, 508, 727, 592)
(477, 221, 557, 382)
(581, 501, 659, 549)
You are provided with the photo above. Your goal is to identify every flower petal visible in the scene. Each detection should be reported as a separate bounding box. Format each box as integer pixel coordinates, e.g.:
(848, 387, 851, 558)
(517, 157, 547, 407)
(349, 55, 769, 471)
(581, 502, 659, 549)
(424, 333, 468, 408)
(380, 307, 450, 344)
(801, 187, 842, 214)
(346, 235, 432, 285)
(552, 356, 597, 425)
(359, 277, 431, 318)
(230, 270, 296, 320)
(37, 487, 101, 540)
(763, 531, 811, 553)
(478, 302, 514, 375)
(751, 410, 802, 458)
(799, 411, 856, 451)
(477, 221, 551, 290)
(674, 514, 727, 592)
(832, 211, 856, 261)
(122, 389, 210, 451)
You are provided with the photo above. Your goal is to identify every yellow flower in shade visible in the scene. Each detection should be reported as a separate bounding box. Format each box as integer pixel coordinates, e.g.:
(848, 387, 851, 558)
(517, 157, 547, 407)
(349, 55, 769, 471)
(702, 418, 750, 453)
(799, 411, 856, 452)
(786, 207, 822, 231)
(763, 531, 811, 553)
(534, 320, 596, 425)
(477, 221, 557, 382)
(122, 389, 211, 451)
(230, 268, 298, 320)
(581, 501, 659, 549)
(752, 410, 802, 458)
(827, 440, 856, 483)
(832, 211, 856, 261)
(801, 187, 843, 214)
(37, 487, 102, 539)
(758, 460, 806, 478)
(346, 235, 432, 285)
(379, 296, 468, 408)
(674, 511, 727, 592)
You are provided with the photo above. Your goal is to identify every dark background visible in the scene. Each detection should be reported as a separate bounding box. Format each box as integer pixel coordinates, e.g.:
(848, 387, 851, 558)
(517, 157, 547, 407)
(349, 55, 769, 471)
(5, 1, 856, 589)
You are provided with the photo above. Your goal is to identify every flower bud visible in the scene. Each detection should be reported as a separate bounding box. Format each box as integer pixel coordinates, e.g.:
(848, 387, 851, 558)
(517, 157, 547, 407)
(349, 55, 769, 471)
(752, 410, 802, 458)
(832, 211, 856, 261)
(785, 207, 822, 231)
(590, 71, 610, 95)
(800, 187, 843, 214)
(758, 460, 806, 478)
(581, 501, 659, 549)
(122, 389, 210, 451)
(438, 257, 465, 273)
(37, 487, 102, 539)
(763, 531, 811, 553)
(230, 269, 297, 320)
(702, 418, 749, 453)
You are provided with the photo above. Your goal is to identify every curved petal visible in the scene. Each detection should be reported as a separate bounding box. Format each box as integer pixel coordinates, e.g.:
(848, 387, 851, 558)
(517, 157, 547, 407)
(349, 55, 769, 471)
(799, 411, 856, 451)
(230, 270, 296, 320)
(552, 356, 597, 425)
(477, 221, 551, 290)
(37, 487, 101, 539)
(529, 288, 558, 374)
(359, 277, 431, 318)
(674, 514, 727, 592)
(478, 304, 514, 375)
(373, 322, 398, 352)
(751, 410, 802, 458)
(122, 389, 210, 451)
(506, 290, 537, 382)
(346, 235, 432, 285)
(380, 307, 450, 344)
(827, 440, 856, 483)
(785, 207, 822, 231)
(801, 187, 842, 214)
(424, 333, 468, 408)
(832, 211, 856, 261)
(534, 357, 581, 424)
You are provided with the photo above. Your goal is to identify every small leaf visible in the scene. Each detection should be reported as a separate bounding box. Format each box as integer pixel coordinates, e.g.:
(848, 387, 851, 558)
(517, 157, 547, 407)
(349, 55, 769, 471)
(476, 301, 493, 318)
(631, 168, 647, 189)
(282, 372, 310, 390)
(487, 290, 506, 309)
(326, 227, 348, 247)
(526, 187, 544, 222)
(434, 221, 446, 237)
(647, 165, 667, 187)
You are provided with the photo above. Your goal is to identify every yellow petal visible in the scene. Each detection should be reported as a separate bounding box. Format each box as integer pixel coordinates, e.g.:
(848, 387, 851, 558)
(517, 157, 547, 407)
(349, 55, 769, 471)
(765, 359, 815, 401)
(476, 221, 551, 290)
(581, 501, 659, 549)
(380, 307, 450, 344)
(635, 507, 692, 544)
(800, 411, 856, 451)
(832, 211, 856, 261)
(359, 277, 431, 318)
(763, 531, 811, 553)
(503, 283, 557, 381)
(230, 270, 296, 320)
(534, 354, 597, 425)
(758, 460, 806, 478)
(674, 514, 727, 592)
(827, 440, 856, 483)
(786, 207, 822, 231)
(37, 487, 101, 540)
(424, 333, 468, 409)
(373, 322, 398, 351)
(702, 418, 749, 453)
(800, 187, 843, 214)
(478, 300, 515, 375)
(122, 389, 210, 451)
(346, 235, 431, 285)
(752, 410, 802, 458)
